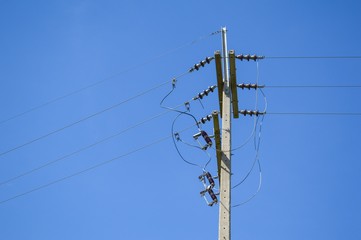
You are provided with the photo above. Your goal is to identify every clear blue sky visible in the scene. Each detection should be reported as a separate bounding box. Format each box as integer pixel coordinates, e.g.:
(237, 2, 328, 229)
(1, 1, 361, 239)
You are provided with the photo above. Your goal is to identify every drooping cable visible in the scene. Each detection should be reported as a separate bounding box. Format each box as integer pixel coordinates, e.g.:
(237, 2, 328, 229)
(232, 116, 264, 190)
(159, 73, 201, 129)
(231, 60, 265, 207)
(161, 73, 216, 170)
(162, 79, 204, 167)
(171, 112, 212, 170)
(225, 62, 268, 153)
(232, 114, 265, 208)
(232, 60, 264, 187)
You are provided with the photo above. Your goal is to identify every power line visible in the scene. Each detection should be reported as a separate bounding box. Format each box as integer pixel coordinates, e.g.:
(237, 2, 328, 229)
(267, 112, 361, 116)
(265, 56, 361, 59)
(0, 31, 220, 126)
(0, 110, 171, 187)
(0, 78, 181, 158)
(265, 85, 361, 88)
(0, 124, 196, 205)
(0, 135, 171, 205)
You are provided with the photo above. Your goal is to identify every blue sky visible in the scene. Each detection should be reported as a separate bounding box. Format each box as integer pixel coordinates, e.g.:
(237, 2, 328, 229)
(1, 1, 361, 239)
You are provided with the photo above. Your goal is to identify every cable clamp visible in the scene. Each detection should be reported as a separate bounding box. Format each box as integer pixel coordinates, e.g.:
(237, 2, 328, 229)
(174, 132, 181, 141)
(184, 101, 190, 111)
(172, 78, 177, 88)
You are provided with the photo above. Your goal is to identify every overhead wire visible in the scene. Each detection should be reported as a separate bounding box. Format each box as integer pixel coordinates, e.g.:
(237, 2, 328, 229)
(265, 56, 361, 59)
(0, 71, 215, 186)
(267, 112, 361, 115)
(0, 79, 173, 158)
(0, 123, 198, 205)
(0, 30, 221, 126)
(0, 110, 173, 187)
(0, 136, 169, 205)
(265, 85, 361, 88)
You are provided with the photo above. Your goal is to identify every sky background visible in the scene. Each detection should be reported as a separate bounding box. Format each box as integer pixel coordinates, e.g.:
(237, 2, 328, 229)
(1, 1, 361, 239)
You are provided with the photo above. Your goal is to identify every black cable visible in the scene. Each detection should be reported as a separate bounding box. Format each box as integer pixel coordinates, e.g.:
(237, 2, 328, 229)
(232, 114, 265, 208)
(161, 80, 215, 169)
(0, 80, 171, 158)
(159, 75, 201, 129)
(171, 113, 202, 168)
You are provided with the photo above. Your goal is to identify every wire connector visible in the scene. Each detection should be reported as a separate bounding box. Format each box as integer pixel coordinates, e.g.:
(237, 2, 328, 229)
(237, 83, 265, 90)
(189, 57, 214, 72)
(174, 132, 181, 141)
(236, 54, 264, 61)
(239, 110, 266, 116)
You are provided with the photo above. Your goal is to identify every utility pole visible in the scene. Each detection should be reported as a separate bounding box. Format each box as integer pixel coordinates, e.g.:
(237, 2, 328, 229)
(218, 26, 232, 240)
(170, 26, 265, 240)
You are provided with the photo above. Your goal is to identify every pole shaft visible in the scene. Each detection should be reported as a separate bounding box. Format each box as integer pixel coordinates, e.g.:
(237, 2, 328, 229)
(218, 26, 232, 240)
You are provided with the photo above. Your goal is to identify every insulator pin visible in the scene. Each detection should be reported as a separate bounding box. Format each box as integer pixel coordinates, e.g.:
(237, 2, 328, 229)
(193, 130, 212, 150)
(193, 85, 217, 101)
(199, 171, 218, 206)
(205, 172, 215, 187)
(201, 130, 212, 147)
(199, 171, 215, 188)
(237, 83, 265, 90)
(199, 114, 213, 124)
(236, 54, 264, 61)
(189, 57, 214, 72)
(239, 109, 266, 116)
(207, 187, 218, 206)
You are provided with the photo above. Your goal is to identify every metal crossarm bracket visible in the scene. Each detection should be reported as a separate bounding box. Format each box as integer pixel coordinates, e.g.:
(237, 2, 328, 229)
(229, 50, 239, 118)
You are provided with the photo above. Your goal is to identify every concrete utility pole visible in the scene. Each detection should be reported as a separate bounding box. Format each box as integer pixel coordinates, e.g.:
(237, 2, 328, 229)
(218, 27, 232, 240)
